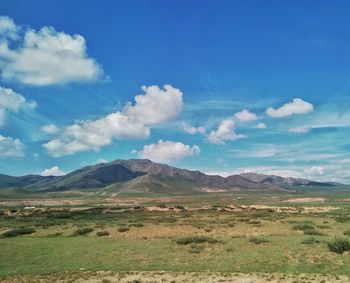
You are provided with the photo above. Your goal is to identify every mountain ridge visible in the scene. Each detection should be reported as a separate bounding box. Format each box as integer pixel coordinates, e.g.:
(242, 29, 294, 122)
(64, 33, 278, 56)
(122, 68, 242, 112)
(0, 159, 344, 195)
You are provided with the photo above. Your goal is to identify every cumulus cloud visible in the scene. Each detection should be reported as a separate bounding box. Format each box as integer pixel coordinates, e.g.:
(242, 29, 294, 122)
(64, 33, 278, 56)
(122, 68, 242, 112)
(137, 140, 200, 163)
(0, 16, 19, 40)
(288, 126, 311, 134)
(0, 134, 25, 158)
(207, 118, 243, 145)
(41, 124, 60, 135)
(43, 112, 150, 157)
(181, 122, 205, 135)
(266, 98, 313, 118)
(0, 86, 36, 126)
(123, 85, 183, 125)
(234, 109, 258, 122)
(41, 166, 65, 176)
(253, 122, 267, 129)
(0, 16, 103, 86)
(304, 166, 325, 176)
(43, 85, 183, 157)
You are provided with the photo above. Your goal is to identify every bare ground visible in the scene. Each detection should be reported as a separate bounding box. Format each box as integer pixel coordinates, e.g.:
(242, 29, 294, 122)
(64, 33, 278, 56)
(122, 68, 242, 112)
(1, 271, 349, 283)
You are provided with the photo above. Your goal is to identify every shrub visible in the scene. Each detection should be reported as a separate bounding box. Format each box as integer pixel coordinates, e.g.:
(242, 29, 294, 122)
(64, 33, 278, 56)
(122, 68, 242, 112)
(175, 236, 219, 245)
(158, 204, 167, 208)
(301, 237, 320, 245)
(293, 223, 314, 231)
(175, 205, 185, 209)
(335, 216, 350, 223)
(96, 231, 110, 237)
(247, 220, 261, 225)
(189, 244, 204, 254)
(303, 229, 324, 236)
(1, 227, 35, 238)
(327, 237, 350, 254)
(72, 227, 93, 236)
(248, 236, 269, 245)
(118, 227, 129, 233)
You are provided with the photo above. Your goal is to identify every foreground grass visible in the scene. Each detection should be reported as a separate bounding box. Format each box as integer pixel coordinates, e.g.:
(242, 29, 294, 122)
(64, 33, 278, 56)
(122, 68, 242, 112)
(0, 234, 350, 277)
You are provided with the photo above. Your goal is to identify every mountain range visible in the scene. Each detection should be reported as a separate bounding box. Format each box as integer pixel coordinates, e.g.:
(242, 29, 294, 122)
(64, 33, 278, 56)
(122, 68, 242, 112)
(0, 159, 345, 195)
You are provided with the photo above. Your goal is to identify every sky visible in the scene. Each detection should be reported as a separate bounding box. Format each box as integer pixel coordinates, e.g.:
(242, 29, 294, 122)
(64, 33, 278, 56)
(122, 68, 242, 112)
(0, 0, 349, 183)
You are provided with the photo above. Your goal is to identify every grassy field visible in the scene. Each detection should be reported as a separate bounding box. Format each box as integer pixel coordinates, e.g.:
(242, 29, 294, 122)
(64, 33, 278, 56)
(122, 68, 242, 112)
(1, 192, 350, 282)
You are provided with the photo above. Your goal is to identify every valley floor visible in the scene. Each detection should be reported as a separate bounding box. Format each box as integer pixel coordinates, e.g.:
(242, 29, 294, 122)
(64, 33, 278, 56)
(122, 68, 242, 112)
(1, 192, 350, 282)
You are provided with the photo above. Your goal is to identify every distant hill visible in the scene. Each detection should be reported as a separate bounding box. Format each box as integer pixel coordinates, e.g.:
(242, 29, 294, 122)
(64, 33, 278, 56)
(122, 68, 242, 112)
(240, 172, 339, 188)
(0, 159, 345, 195)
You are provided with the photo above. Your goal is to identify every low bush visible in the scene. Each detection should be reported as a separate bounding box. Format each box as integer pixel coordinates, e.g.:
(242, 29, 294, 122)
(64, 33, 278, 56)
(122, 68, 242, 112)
(293, 223, 314, 231)
(118, 227, 129, 233)
(189, 244, 204, 254)
(327, 237, 350, 254)
(72, 227, 93, 236)
(175, 236, 219, 245)
(303, 229, 324, 236)
(301, 237, 320, 245)
(1, 227, 35, 238)
(247, 220, 261, 225)
(248, 236, 269, 245)
(96, 231, 110, 237)
(175, 205, 185, 209)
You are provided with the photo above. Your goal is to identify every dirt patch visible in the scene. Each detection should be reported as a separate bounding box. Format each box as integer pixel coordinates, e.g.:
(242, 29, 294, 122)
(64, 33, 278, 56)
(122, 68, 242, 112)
(1, 271, 349, 283)
(283, 197, 326, 203)
(243, 204, 339, 213)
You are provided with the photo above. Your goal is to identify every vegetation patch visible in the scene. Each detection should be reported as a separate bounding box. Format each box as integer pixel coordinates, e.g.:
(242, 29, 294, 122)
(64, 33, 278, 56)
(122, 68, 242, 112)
(72, 227, 94, 236)
(301, 237, 320, 245)
(96, 231, 110, 237)
(175, 236, 219, 245)
(1, 227, 36, 238)
(118, 227, 129, 233)
(327, 237, 350, 254)
(248, 236, 269, 245)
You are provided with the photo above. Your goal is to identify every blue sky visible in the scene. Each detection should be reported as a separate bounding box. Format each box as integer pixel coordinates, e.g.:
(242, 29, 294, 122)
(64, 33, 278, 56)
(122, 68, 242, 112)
(0, 0, 349, 182)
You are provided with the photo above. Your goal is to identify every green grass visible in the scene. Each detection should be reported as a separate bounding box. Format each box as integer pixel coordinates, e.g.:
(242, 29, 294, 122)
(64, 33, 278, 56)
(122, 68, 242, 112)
(1, 235, 350, 277)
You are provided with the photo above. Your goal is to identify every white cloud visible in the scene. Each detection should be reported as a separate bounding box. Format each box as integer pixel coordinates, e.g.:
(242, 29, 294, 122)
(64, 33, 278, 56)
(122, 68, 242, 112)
(266, 98, 313, 118)
(43, 85, 183, 157)
(0, 134, 25, 158)
(207, 118, 243, 145)
(288, 126, 311, 134)
(0, 16, 19, 40)
(96, 158, 107, 164)
(253, 122, 267, 129)
(0, 86, 36, 126)
(41, 124, 60, 135)
(124, 84, 183, 125)
(41, 166, 65, 176)
(0, 17, 103, 86)
(181, 122, 205, 135)
(304, 166, 325, 176)
(137, 140, 200, 163)
(43, 112, 150, 157)
(234, 109, 258, 122)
